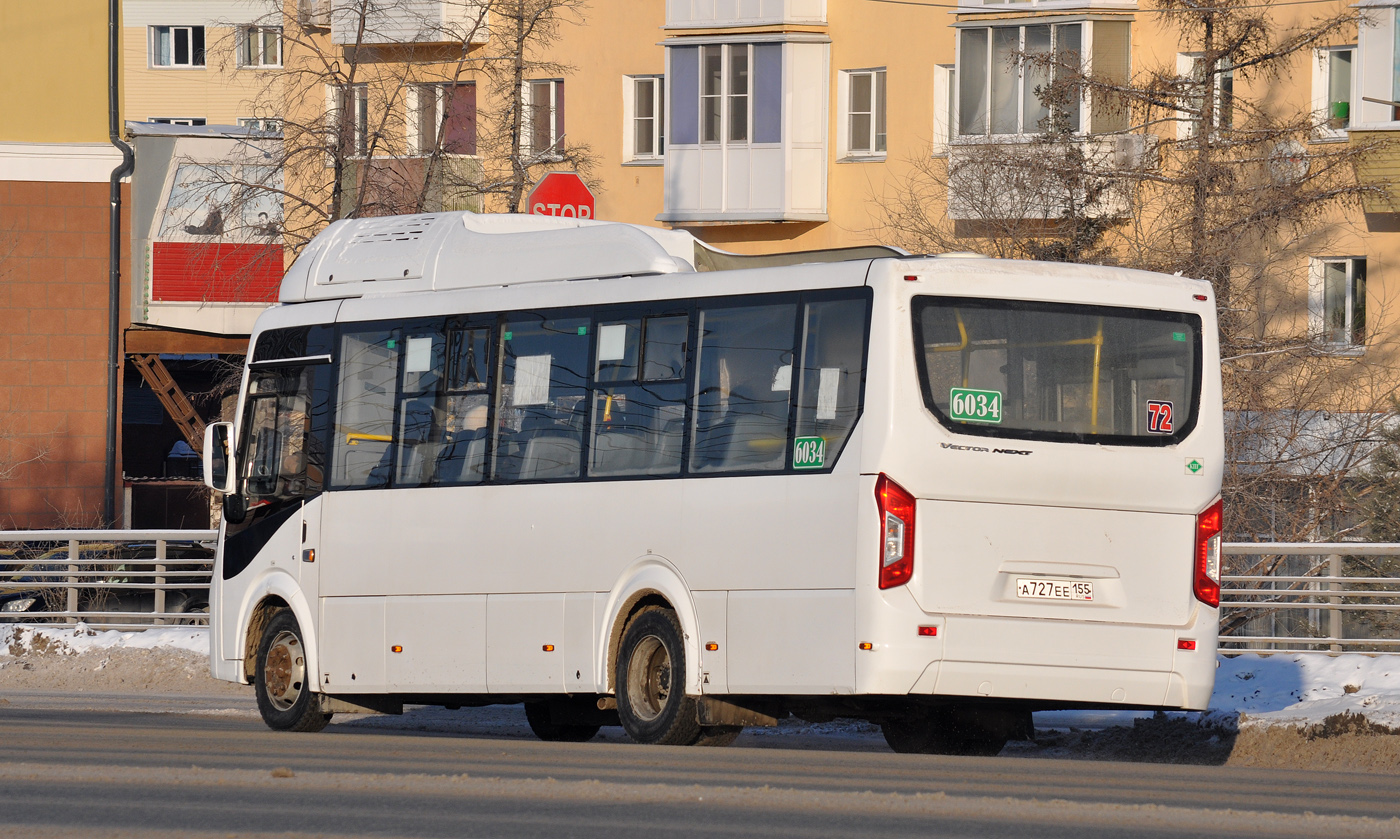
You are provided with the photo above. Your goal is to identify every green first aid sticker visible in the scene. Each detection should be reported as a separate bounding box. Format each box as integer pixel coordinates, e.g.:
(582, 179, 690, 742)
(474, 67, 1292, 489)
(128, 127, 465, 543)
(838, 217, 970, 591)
(949, 388, 1002, 423)
(793, 436, 826, 469)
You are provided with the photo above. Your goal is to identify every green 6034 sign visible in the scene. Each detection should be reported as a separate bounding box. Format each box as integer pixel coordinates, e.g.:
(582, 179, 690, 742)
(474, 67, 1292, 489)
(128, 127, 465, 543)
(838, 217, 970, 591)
(949, 388, 1002, 424)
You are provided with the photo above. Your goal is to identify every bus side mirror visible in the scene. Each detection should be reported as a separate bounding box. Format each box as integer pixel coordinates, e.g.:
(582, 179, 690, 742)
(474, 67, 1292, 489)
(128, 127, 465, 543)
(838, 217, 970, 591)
(203, 422, 236, 494)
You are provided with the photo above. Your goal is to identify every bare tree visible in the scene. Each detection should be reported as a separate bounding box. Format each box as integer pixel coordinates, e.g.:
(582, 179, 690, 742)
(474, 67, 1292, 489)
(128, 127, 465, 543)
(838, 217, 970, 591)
(875, 0, 1399, 551)
(204, 0, 597, 254)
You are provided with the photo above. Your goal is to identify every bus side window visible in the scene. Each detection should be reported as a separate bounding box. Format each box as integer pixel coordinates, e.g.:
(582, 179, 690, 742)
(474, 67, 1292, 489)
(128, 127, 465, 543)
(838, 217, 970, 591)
(590, 314, 687, 478)
(436, 326, 493, 485)
(689, 302, 797, 474)
(794, 296, 868, 465)
(494, 315, 589, 482)
(332, 329, 401, 489)
(395, 328, 447, 488)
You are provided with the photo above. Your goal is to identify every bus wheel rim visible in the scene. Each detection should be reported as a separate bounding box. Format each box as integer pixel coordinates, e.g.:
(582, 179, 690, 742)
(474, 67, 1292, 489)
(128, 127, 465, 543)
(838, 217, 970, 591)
(626, 635, 670, 723)
(264, 630, 305, 712)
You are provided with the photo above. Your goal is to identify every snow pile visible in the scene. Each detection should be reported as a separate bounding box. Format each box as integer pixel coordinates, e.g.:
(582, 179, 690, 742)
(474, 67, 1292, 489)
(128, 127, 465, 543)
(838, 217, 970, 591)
(2, 623, 210, 658)
(1214, 653, 1400, 731)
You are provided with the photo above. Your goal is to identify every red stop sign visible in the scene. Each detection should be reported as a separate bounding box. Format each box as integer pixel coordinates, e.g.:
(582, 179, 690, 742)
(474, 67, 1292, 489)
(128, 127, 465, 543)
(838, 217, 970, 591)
(526, 172, 595, 219)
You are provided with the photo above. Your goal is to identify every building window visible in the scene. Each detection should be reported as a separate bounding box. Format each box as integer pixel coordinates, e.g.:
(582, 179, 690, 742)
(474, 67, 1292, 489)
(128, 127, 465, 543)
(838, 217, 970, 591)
(525, 80, 564, 158)
(1313, 46, 1353, 139)
(329, 84, 369, 156)
(700, 45, 753, 144)
(933, 64, 955, 155)
(240, 26, 282, 67)
(841, 68, 886, 158)
(238, 117, 282, 132)
(1178, 53, 1233, 139)
(1310, 257, 1366, 347)
(626, 75, 665, 161)
(151, 26, 206, 67)
(411, 83, 476, 155)
(958, 23, 1081, 136)
(149, 117, 207, 126)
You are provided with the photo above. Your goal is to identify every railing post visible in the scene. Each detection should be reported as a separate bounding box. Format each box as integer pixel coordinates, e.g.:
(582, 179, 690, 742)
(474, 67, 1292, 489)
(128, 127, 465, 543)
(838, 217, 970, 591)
(154, 538, 167, 626)
(1329, 553, 1342, 654)
(66, 539, 79, 623)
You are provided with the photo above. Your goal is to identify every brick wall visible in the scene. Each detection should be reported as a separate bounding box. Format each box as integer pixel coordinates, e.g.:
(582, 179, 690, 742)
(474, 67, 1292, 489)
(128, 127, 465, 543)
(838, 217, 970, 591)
(0, 180, 130, 528)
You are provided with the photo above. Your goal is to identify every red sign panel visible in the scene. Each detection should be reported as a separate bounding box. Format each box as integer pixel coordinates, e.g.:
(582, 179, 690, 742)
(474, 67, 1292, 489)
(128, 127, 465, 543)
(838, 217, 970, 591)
(527, 172, 595, 219)
(151, 242, 283, 303)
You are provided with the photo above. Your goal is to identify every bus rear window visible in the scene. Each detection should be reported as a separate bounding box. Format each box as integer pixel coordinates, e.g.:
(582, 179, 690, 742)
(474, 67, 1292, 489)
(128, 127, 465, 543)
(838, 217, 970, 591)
(912, 297, 1201, 445)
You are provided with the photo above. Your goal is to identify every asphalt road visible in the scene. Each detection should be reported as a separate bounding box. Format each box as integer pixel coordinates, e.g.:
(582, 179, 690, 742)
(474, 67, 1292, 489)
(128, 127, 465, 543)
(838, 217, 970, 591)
(0, 696, 1397, 838)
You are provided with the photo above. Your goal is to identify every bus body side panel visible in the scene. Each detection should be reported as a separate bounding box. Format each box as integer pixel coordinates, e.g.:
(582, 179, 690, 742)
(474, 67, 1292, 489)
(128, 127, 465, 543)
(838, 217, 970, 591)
(315, 453, 862, 695)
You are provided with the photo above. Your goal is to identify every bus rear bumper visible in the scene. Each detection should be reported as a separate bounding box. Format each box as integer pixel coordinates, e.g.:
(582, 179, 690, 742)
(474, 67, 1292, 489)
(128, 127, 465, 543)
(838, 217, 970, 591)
(889, 612, 1217, 710)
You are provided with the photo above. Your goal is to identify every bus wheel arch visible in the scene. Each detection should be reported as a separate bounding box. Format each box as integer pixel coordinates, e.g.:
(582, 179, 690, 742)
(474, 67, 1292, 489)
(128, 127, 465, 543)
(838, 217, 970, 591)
(242, 596, 291, 682)
(601, 560, 703, 698)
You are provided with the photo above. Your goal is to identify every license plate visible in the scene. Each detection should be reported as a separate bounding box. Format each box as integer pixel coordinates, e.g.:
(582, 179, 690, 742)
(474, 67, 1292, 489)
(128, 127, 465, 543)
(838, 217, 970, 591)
(1016, 578, 1094, 601)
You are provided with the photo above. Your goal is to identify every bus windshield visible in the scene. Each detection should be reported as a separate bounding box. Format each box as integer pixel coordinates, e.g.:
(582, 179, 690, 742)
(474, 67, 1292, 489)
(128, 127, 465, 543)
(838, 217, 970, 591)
(912, 297, 1201, 445)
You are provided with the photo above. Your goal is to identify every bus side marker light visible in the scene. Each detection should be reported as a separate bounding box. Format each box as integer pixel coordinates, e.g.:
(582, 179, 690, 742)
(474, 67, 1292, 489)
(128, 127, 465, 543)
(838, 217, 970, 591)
(1178, 639, 1197, 651)
(542, 644, 555, 652)
(302, 549, 314, 563)
(904, 275, 919, 282)
(391, 645, 403, 653)
(705, 642, 719, 651)
(917, 626, 937, 637)
(859, 642, 874, 651)
(1193, 294, 1208, 301)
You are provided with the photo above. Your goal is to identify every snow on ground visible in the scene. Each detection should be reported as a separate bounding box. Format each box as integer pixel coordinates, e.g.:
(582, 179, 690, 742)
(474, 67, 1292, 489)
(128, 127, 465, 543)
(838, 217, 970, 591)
(4, 624, 1400, 734)
(2, 622, 209, 657)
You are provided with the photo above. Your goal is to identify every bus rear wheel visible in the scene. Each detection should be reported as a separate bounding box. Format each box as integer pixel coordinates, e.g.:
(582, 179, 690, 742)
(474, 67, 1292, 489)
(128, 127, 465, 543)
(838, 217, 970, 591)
(524, 701, 602, 742)
(880, 707, 1010, 757)
(254, 610, 332, 733)
(616, 607, 701, 746)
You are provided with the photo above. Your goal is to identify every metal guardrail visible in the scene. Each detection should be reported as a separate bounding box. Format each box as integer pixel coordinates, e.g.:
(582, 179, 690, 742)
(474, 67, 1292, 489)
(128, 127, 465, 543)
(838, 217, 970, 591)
(2, 532, 1399, 652)
(0, 530, 218, 631)
(1221, 542, 1400, 655)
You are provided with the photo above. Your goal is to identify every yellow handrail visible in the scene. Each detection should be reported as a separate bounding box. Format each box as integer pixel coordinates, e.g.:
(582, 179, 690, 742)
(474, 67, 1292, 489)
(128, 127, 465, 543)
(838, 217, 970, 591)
(1089, 318, 1104, 432)
(345, 432, 392, 446)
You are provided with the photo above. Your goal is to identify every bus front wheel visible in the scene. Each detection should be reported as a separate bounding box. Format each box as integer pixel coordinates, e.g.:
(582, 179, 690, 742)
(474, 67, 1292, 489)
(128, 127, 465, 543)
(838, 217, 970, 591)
(254, 610, 332, 733)
(616, 607, 702, 746)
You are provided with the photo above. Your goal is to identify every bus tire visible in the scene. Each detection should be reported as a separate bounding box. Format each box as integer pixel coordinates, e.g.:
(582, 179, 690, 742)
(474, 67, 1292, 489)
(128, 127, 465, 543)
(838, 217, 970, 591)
(881, 708, 1008, 756)
(524, 701, 602, 743)
(254, 610, 332, 733)
(616, 607, 702, 746)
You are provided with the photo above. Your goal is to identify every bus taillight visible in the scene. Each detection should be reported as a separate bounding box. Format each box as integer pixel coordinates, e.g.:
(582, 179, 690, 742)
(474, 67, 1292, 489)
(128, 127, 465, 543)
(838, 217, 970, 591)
(1193, 499, 1223, 608)
(876, 474, 916, 589)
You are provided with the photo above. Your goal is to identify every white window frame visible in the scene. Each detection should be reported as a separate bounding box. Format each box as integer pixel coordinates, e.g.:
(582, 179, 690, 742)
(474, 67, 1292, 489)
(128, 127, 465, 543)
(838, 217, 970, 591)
(1176, 53, 1233, 140)
(524, 79, 564, 158)
(240, 25, 283, 68)
(624, 75, 666, 163)
(1309, 256, 1367, 350)
(326, 83, 369, 158)
(1311, 45, 1355, 141)
(149, 117, 207, 126)
(699, 44, 753, 147)
(933, 64, 955, 156)
(150, 25, 205, 68)
(839, 68, 887, 160)
(408, 84, 444, 155)
(955, 22, 1085, 138)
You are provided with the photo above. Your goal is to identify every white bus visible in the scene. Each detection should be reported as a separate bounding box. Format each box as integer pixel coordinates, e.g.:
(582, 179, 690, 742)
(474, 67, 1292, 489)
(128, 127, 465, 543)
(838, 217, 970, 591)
(202, 211, 1223, 754)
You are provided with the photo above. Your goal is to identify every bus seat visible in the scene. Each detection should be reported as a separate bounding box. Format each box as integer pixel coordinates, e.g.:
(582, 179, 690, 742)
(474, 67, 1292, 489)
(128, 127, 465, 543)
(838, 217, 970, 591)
(592, 429, 653, 476)
(434, 429, 486, 483)
(722, 411, 788, 470)
(519, 433, 581, 480)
